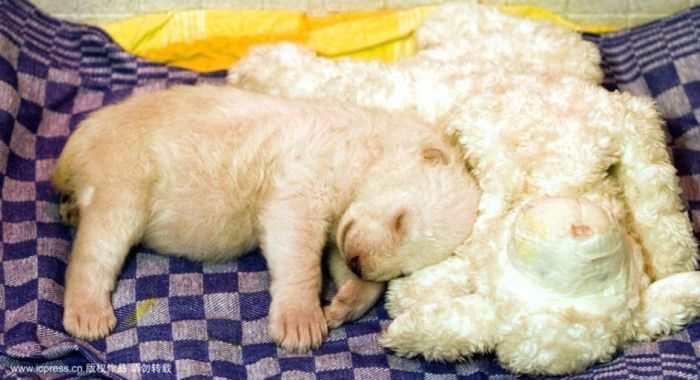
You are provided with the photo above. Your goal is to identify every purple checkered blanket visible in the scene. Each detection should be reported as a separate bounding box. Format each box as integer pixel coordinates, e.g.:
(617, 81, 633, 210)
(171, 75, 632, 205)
(1, 0, 699, 378)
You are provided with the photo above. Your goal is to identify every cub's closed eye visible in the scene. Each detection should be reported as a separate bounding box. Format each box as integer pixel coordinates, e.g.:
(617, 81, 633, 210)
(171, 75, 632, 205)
(340, 220, 354, 251)
(393, 209, 406, 233)
(422, 147, 448, 165)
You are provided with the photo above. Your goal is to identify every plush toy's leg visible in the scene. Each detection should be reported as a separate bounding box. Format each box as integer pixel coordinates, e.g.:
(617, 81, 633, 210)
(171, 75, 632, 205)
(413, 1, 482, 49)
(380, 294, 496, 362)
(634, 271, 700, 340)
(614, 94, 698, 279)
(385, 256, 473, 318)
(324, 246, 385, 328)
(228, 43, 325, 97)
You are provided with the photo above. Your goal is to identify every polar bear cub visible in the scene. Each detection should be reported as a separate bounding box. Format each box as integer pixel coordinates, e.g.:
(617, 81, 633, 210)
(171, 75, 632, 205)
(52, 84, 480, 351)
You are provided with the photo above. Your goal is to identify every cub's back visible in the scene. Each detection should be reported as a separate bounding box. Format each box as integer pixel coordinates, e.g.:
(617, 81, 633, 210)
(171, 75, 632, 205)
(53, 85, 290, 194)
(52, 85, 301, 258)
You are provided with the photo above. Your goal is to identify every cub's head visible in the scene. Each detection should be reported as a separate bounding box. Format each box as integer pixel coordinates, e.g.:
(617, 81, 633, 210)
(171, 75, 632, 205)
(337, 141, 480, 281)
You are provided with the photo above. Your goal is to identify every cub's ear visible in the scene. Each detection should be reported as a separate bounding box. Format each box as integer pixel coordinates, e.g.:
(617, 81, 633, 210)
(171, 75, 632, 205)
(421, 147, 449, 165)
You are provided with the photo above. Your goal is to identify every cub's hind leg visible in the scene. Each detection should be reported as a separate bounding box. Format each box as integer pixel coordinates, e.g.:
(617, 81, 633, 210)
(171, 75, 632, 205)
(63, 186, 147, 340)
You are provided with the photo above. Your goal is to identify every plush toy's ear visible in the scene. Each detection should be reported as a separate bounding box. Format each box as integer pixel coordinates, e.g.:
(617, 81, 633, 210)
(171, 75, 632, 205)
(611, 92, 698, 279)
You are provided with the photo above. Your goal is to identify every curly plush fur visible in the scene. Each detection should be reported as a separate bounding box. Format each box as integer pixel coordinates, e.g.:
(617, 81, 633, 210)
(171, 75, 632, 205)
(378, 76, 700, 374)
(228, 1, 603, 124)
(228, 1, 700, 374)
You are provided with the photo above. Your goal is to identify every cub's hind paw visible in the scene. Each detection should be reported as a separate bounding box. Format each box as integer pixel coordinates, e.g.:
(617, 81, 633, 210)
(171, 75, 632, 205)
(63, 300, 116, 341)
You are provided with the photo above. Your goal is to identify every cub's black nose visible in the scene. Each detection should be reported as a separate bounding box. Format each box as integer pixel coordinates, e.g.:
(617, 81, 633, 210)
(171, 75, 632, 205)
(349, 256, 362, 278)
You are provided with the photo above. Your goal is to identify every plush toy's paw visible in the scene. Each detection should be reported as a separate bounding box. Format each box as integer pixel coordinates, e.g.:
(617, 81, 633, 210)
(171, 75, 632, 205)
(63, 292, 116, 341)
(380, 305, 478, 362)
(385, 256, 473, 318)
(379, 309, 428, 359)
(635, 271, 700, 340)
(269, 300, 328, 352)
(324, 279, 384, 328)
(384, 276, 411, 318)
(496, 307, 622, 375)
(381, 296, 496, 362)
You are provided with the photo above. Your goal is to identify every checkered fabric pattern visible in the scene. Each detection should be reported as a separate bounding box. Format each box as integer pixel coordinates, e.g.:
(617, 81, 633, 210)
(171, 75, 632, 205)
(0, 0, 699, 379)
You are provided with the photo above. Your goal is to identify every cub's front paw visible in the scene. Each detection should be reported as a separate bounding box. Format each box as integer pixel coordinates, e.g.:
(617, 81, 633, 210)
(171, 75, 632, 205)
(324, 279, 384, 328)
(269, 302, 328, 352)
(63, 294, 116, 341)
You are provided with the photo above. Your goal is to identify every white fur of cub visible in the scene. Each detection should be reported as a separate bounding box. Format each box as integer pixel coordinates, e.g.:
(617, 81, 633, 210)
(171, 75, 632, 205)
(52, 84, 480, 352)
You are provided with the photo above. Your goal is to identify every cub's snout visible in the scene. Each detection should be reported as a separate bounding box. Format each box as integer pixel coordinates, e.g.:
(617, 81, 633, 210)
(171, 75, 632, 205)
(340, 208, 407, 278)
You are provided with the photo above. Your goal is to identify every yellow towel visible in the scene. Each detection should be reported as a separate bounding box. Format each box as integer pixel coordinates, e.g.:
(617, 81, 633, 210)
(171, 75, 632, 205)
(102, 5, 616, 73)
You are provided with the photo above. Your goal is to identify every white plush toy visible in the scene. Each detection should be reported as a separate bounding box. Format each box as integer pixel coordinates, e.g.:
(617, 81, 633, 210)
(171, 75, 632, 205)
(379, 75, 700, 375)
(228, 2, 700, 375)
